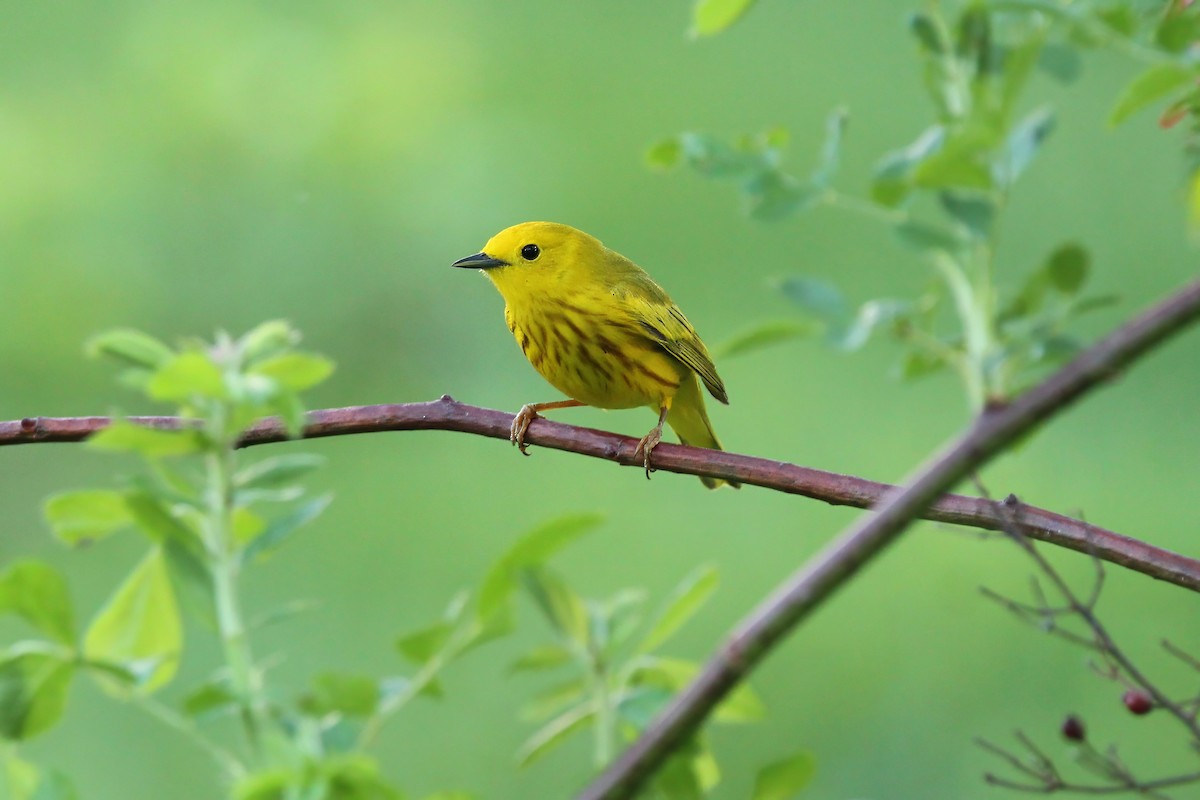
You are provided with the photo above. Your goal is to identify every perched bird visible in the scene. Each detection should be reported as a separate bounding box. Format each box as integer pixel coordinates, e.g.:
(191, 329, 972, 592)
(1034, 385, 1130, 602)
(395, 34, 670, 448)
(452, 221, 738, 489)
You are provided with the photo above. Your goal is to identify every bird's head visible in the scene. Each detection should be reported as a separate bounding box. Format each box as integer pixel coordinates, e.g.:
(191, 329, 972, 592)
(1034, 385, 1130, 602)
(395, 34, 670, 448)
(451, 221, 605, 302)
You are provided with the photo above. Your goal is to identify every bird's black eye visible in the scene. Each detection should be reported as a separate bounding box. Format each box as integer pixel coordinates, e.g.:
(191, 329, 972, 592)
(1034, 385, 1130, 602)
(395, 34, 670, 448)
(521, 244, 540, 261)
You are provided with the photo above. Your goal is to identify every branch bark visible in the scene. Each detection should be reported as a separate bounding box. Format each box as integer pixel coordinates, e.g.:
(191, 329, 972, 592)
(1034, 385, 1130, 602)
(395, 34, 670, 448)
(4, 400, 1199, 591)
(575, 279, 1200, 800)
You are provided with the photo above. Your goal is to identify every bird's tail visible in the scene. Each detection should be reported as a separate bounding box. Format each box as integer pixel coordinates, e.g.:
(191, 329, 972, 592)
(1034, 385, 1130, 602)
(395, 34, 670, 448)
(667, 375, 740, 490)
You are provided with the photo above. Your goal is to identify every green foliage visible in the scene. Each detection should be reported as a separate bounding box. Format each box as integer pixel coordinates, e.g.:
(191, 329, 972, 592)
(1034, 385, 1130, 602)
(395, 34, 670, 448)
(751, 751, 816, 800)
(691, 0, 758, 37)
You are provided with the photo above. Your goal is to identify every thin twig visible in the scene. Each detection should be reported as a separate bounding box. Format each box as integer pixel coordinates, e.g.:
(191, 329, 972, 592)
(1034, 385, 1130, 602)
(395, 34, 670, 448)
(574, 279, 1200, 799)
(3, 403, 1199, 593)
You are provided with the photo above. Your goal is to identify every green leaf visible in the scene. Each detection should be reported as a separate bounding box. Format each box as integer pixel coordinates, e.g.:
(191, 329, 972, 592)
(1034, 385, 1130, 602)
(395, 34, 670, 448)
(0, 562, 75, 645)
(894, 220, 962, 255)
(476, 513, 603, 621)
(3, 753, 79, 800)
(269, 392, 308, 438)
(238, 320, 300, 367)
(123, 490, 201, 549)
(1109, 63, 1194, 127)
(618, 686, 673, 730)
(998, 105, 1055, 185)
(909, 11, 946, 54)
(250, 352, 335, 393)
(234, 454, 325, 489)
(752, 751, 817, 799)
(516, 701, 596, 767)
(628, 656, 764, 723)
(240, 494, 332, 564)
(182, 678, 237, 719)
(745, 171, 819, 222)
(520, 567, 589, 647)
(86, 329, 174, 369)
(1045, 243, 1089, 294)
(871, 126, 945, 206)
(778, 277, 850, 328)
(897, 348, 948, 381)
(646, 137, 684, 170)
(86, 420, 204, 458)
(0, 647, 75, 740)
(1156, 11, 1200, 53)
(911, 150, 994, 191)
(691, 0, 758, 37)
(519, 678, 587, 723)
(300, 672, 381, 718)
(638, 566, 719, 654)
(716, 320, 818, 359)
(832, 299, 914, 352)
(676, 132, 776, 180)
(147, 352, 227, 403)
(810, 108, 846, 189)
(1038, 43, 1082, 83)
(43, 490, 131, 546)
(83, 548, 182, 694)
(508, 644, 574, 674)
(939, 192, 995, 239)
(396, 621, 453, 666)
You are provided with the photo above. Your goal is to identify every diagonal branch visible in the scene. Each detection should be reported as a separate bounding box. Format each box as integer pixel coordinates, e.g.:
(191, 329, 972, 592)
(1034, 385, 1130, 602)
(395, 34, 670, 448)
(3, 399, 1199, 591)
(575, 278, 1200, 800)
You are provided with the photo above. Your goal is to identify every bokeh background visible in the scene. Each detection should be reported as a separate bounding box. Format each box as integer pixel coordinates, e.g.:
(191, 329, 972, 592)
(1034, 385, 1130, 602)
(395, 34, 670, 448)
(3, 1, 1199, 798)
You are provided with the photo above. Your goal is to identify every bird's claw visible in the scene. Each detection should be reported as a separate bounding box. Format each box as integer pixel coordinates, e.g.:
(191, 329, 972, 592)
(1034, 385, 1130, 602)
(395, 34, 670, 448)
(511, 404, 539, 456)
(633, 428, 663, 480)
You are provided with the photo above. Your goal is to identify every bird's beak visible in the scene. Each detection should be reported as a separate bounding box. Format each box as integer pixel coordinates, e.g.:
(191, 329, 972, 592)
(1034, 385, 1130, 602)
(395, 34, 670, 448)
(451, 251, 509, 270)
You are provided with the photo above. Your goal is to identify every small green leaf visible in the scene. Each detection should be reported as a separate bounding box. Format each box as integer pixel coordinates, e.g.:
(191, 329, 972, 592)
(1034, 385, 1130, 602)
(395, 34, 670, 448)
(911, 151, 994, 191)
(833, 300, 914, 352)
(83, 548, 182, 694)
(810, 108, 846, 189)
(1110, 63, 1195, 127)
(691, 0, 758, 37)
(519, 678, 586, 723)
(778, 278, 850, 327)
(1038, 43, 1082, 83)
(745, 171, 819, 222)
(476, 513, 603, 621)
(0, 562, 75, 645)
(300, 672, 381, 718)
(628, 656, 764, 722)
(516, 701, 596, 767)
(752, 751, 817, 800)
(0, 648, 75, 740)
(269, 392, 308, 438)
(240, 494, 332, 564)
(998, 106, 1055, 185)
(3, 754, 79, 800)
(235, 454, 325, 490)
(147, 352, 227, 403)
(897, 348, 948, 381)
(1096, 5, 1137, 36)
(638, 566, 719, 654)
(508, 644, 574, 674)
(871, 126, 945, 207)
(238, 320, 299, 367)
(86, 329, 174, 369)
(1156, 12, 1200, 54)
(909, 11, 946, 54)
(677, 132, 774, 179)
(250, 353, 334, 393)
(182, 678, 237, 719)
(939, 192, 995, 239)
(1045, 243, 1089, 293)
(43, 490, 131, 546)
(894, 220, 962, 255)
(87, 420, 203, 458)
(396, 621, 453, 666)
(618, 686, 674, 730)
(123, 490, 201, 549)
(716, 320, 818, 358)
(520, 567, 589, 647)
(646, 137, 683, 170)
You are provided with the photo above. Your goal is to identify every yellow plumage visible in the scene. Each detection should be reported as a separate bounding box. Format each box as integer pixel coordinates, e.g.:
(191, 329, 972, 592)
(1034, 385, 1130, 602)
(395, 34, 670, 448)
(452, 221, 737, 489)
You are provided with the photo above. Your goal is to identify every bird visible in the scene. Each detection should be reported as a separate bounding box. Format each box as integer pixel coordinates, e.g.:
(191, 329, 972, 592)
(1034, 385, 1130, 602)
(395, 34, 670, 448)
(451, 221, 738, 489)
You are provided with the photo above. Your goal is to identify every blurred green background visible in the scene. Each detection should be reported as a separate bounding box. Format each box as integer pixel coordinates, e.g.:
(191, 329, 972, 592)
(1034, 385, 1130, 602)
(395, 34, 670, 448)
(3, 1, 1200, 797)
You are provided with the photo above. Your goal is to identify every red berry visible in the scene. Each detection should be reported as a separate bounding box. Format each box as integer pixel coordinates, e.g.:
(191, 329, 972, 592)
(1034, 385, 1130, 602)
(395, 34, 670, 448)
(1123, 690, 1153, 715)
(1061, 714, 1086, 741)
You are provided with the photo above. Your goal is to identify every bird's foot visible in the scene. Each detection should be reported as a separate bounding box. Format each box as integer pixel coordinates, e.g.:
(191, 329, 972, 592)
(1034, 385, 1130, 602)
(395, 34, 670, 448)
(633, 427, 663, 479)
(511, 404, 539, 456)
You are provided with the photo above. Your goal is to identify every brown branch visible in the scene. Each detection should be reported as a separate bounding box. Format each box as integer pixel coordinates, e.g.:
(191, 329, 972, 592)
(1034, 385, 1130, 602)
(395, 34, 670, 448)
(3, 403, 1200, 593)
(575, 279, 1200, 800)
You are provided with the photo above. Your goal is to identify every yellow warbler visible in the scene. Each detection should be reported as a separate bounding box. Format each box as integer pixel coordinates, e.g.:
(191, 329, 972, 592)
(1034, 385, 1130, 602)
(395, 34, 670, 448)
(452, 222, 738, 489)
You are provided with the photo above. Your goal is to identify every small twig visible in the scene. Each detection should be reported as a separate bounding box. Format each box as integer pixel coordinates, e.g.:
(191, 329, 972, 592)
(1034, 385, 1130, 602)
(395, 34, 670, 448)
(1163, 640, 1200, 674)
(3, 400, 1200, 594)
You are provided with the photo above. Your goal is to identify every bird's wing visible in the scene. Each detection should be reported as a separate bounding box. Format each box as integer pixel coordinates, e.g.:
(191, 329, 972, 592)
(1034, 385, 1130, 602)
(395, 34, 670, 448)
(617, 274, 729, 405)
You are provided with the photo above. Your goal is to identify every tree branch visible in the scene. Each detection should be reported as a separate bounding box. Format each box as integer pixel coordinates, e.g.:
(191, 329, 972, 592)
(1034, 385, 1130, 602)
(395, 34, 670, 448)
(575, 278, 1200, 800)
(3, 399, 1199, 592)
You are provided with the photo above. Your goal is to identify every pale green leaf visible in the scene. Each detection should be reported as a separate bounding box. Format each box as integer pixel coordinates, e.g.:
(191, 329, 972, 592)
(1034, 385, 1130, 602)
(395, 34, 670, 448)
(638, 565, 719, 653)
(83, 548, 182, 694)
(234, 454, 325, 489)
(86, 329, 174, 369)
(147, 352, 227, 402)
(520, 567, 589, 647)
(0, 649, 75, 740)
(752, 751, 817, 799)
(508, 644, 574, 674)
(250, 353, 334, 393)
(300, 672, 381, 718)
(240, 494, 332, 564)
(238, 320, 299, 366)
(0, 562, 75, 645)
(1109, 63, 1194, 127)
(516, 701, 596, 767)
(692, 0, 758, 37)
(43, 490, 131, 546)
(86, 420, 204, 457)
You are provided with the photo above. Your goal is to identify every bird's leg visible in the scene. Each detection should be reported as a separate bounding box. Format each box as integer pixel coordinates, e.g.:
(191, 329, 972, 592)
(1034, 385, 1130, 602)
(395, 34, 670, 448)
(511, 399, 585, 455)
(634, 402, 671, 479)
